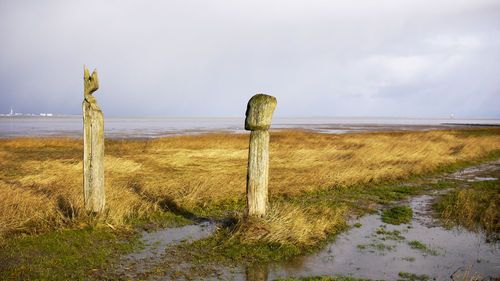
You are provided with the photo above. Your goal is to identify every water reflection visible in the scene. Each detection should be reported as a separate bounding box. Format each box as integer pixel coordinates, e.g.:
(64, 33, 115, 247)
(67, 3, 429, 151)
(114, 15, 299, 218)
(246, 264, 269, 281)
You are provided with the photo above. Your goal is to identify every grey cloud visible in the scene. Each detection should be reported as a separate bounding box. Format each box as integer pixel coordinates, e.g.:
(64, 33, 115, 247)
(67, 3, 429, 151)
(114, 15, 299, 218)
(0, 0, 499, 117)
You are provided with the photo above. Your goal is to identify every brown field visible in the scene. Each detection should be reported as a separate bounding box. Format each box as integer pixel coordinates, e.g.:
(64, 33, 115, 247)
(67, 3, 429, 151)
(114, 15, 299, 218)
(1, 129, 499, 241)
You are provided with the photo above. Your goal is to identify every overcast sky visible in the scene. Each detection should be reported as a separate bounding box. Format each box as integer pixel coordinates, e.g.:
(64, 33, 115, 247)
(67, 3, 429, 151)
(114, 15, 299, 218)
(1, 0, 499, 118)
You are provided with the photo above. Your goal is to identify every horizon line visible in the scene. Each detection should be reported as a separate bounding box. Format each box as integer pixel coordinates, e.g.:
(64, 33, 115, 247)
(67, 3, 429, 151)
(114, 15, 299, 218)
(2, 114, 500, 120)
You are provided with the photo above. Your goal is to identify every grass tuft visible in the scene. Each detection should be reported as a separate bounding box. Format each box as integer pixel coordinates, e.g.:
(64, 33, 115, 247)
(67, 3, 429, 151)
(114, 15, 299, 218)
(172, 202, 348, 264)
(234, 202, 347, 246)
(435, 178, 500, 240)
(381, 206, 413, 225)
(407, 240, 438, 256)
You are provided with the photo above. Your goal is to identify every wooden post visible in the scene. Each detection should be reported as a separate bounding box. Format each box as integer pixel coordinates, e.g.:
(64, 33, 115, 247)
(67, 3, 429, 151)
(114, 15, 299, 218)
(245, 94, 277, 217)
(83, 65, 105, 213)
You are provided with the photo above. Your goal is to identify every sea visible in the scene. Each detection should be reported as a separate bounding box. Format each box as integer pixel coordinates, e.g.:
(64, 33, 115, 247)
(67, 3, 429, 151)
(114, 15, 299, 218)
(0, 116, 499, 139)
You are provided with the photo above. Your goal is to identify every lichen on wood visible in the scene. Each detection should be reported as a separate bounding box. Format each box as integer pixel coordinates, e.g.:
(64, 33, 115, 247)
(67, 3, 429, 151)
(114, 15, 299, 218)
(83, 65, 105, 213)
(245, 94, 277, 131)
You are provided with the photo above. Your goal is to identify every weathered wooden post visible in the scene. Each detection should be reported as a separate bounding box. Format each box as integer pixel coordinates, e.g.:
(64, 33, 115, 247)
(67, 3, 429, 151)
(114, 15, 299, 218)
(83, 65, 105, 213)
(245, 94, 277, 217)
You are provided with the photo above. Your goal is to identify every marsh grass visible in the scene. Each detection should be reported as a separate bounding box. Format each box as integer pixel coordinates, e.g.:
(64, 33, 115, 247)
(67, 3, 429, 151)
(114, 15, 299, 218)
(0, 227, 139, 280)
(234, 202, 347, 246)
(435, 177, 500, 239)
(0, 129, 499, 238)
(1, 128, 500, 275)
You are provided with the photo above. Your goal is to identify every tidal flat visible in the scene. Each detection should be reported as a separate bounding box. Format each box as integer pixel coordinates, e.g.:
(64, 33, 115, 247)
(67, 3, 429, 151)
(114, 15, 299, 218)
(1, 128, 500, 280)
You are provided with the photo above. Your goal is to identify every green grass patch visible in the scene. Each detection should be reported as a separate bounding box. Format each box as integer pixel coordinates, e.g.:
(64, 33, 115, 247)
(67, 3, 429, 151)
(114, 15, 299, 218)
(0, 209, 192, 280)
(189, 197, 246, 218)
(0, 227, 140, 280)
(357, 242, 396, 252)
(364, 186, 411, 201)
(398, 271, 429, 280)
(125, 211, 193, 230)
(429, 179, 459, 189)
(375, 228, 406, 240)
(408, 240, 438, 256)
(381, 206, 413, 225)
(392, 185, 418, 195)
(276, 274, 371, 281)
(174, 228, 303, 264)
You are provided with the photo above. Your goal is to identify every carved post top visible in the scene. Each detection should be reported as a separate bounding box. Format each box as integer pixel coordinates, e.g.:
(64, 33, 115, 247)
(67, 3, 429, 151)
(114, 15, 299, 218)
(245, 94, 277, 131)
(84, 65, 99, 103)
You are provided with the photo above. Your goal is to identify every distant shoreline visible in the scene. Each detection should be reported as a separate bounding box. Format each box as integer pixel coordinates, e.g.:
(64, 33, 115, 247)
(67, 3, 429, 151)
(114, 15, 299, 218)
(441, 122, 500, 126)
(1, 115, 500, 120)
(1, 125, 499, 140)
(1, 116, 499, 139)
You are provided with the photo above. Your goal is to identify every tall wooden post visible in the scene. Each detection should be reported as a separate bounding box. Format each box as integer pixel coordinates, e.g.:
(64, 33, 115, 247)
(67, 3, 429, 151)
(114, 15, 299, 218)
(83, 65, 105, 213)
(245, 94, 277, 217)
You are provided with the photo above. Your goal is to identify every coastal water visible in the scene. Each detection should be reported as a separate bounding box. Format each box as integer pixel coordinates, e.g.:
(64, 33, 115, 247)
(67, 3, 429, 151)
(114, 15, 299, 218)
(1, 116, 499, 138)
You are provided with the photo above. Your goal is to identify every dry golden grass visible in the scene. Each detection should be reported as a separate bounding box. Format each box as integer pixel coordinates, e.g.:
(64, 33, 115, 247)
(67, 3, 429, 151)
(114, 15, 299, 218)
(1, 128, 500, 239)
(233, 202, 347, 246)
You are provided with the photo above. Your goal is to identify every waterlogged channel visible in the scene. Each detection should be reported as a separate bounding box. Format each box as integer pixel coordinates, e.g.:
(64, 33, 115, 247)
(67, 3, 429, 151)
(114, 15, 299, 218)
(111, 220, 219, 278)
(111, 161, 500, 280)
(263, 200, 499, 280)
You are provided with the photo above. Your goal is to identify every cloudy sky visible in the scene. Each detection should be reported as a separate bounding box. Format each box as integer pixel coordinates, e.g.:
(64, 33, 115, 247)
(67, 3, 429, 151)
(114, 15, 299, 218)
(1, 0, 499, 118)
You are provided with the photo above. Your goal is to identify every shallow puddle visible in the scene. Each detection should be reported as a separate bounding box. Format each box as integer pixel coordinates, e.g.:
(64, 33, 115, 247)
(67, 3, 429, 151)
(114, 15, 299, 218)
(112, 220, 218, 277)
(129, 220, 217, 261)
(263, 208, 499, 280)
